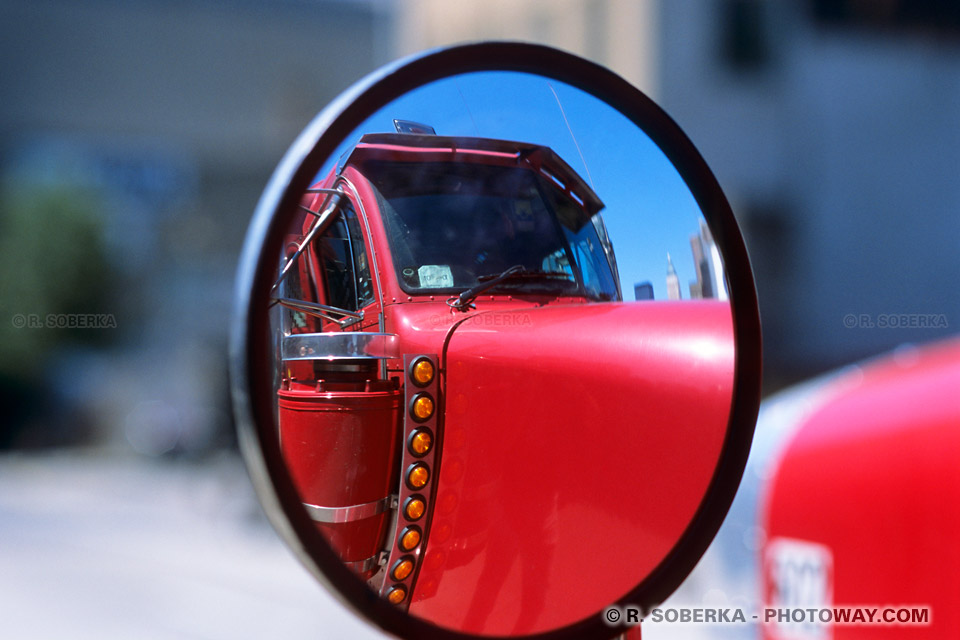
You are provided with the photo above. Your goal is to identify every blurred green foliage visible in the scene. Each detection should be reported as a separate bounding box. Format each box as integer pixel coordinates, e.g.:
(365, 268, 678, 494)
(0, 185, 113, 380)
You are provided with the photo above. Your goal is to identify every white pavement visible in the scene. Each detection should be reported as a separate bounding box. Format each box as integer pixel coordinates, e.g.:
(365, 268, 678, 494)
(0, 449, 386, 639)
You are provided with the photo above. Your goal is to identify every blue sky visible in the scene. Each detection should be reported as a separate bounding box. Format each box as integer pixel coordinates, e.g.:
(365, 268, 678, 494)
(317, 71, 708, 300)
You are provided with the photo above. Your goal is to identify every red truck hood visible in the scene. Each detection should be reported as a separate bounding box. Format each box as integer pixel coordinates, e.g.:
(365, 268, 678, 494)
(409, 300, 735, 635)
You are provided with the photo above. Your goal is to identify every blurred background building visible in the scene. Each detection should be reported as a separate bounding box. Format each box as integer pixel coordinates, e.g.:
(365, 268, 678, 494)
(395, 0, 960, 388)
(1, 0, 957, 637)
(0, 0, 392, 450)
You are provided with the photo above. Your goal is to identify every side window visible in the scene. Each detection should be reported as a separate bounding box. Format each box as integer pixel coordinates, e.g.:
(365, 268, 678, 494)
(278, 242, 312, 334)
(564, 223, 618, 300)
(314, 202, 375, 312)
(345, 209, 375, 308)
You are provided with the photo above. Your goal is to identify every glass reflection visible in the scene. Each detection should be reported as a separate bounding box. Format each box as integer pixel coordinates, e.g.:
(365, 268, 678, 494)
(267, 71, 734, 635)
(363, 152, 617, 301)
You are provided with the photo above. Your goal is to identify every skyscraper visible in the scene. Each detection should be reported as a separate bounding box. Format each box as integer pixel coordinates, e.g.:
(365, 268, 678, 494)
(666, 252, 681, 300)
(634, 282, 654, 300)
(688, 219, 727, 301)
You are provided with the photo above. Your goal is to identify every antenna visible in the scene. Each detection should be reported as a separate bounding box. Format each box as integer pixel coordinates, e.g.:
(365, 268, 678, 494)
(548, 83, 595, 191)
(454, 80, 481, 137)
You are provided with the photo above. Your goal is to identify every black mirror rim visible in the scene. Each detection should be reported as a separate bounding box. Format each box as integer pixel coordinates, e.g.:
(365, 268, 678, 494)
(229, 40, 762, 640)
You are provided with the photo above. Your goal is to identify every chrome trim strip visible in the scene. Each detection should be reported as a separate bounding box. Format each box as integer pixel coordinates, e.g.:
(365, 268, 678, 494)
(303, 495, 394, 523)
(339, 177, 385, 311)
(344, 554, 380, 573)
(281, 332, 399, 361)
(339, 177, 389, 379)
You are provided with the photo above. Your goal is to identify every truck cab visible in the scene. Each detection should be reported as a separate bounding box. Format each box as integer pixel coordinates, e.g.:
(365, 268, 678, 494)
(270, 130, 734, 636)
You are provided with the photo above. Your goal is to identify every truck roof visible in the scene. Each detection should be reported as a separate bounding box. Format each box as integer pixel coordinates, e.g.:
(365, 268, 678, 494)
(341, 132, 605, 217)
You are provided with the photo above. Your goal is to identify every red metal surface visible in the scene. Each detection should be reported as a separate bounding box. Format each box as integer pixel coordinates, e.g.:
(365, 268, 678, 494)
(626, 625, 643, 639)
(762, 339, 960, 639)
(408, 301, 735, 635)
(284, 144, 737, 632)
(278, 385, 402, 569)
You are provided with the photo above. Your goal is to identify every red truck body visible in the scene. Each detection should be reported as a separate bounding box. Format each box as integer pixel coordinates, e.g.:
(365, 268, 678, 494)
(761, 338, 960, 639)
(274, 132, 734, 635)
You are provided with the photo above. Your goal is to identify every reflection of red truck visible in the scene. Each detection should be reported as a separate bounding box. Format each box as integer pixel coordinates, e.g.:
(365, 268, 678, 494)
(761, 338, 960, 639)
(272, 132, 734, 636)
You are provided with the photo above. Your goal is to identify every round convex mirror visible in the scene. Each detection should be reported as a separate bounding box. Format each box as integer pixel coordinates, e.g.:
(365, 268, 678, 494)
(231, 43, 761, 640)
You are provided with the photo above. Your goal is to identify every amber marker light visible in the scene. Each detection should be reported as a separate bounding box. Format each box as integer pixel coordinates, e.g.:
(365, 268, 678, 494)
(411, 393, 434, 421)
(411, 357, 434, 386)
(392, 558, 414, 581)
(399, 527, 422, 551)
(407, 464, 429, 489)
(386, 585, 407, 604)
(409, 429, 433, 456)
(404, 496, 425, 521)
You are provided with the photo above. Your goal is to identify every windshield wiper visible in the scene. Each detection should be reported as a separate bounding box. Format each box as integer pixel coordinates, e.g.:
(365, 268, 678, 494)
(448, 265, 574, 311)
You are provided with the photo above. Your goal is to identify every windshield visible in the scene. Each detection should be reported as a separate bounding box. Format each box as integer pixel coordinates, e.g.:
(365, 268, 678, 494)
(362, 160, 619, 301)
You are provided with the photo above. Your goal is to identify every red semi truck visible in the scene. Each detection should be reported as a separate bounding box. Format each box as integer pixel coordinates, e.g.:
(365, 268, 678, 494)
(269, 131, 733, 636)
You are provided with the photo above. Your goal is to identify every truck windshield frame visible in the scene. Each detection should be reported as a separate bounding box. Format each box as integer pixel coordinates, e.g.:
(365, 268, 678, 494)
(361, 159, 619, 302)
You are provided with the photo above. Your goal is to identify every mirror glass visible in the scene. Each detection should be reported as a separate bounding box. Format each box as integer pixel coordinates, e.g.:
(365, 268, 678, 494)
(260, 70, 737, 636)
